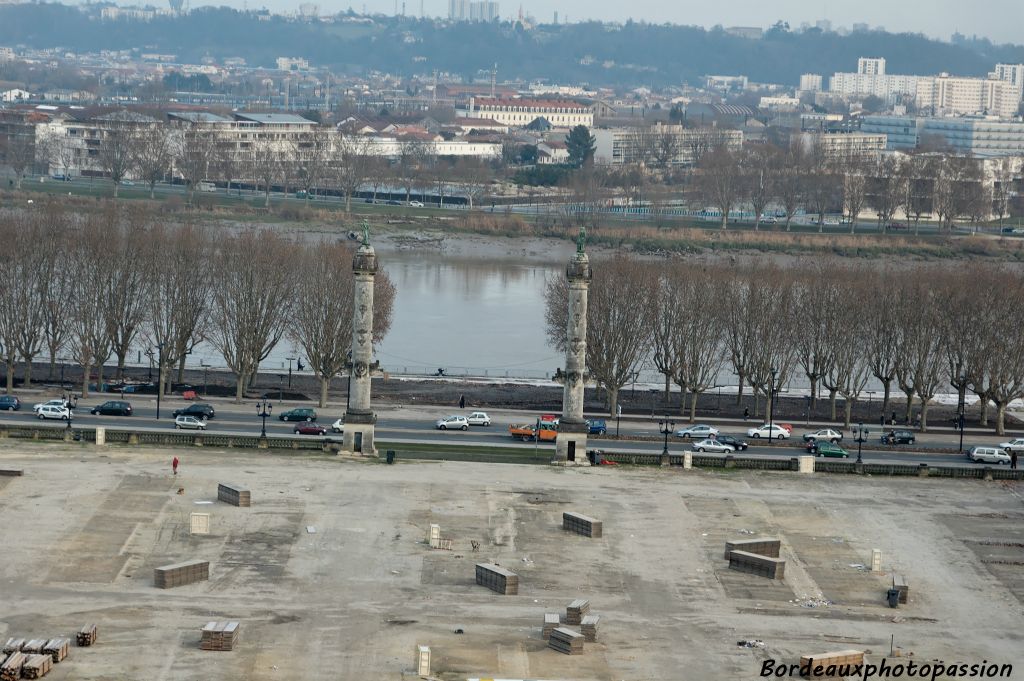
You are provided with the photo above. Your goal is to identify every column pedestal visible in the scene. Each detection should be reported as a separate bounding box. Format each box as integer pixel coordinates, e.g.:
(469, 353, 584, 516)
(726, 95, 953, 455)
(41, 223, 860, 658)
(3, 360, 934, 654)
(553, 420, 590, 466)
(342, 412, 377, 457)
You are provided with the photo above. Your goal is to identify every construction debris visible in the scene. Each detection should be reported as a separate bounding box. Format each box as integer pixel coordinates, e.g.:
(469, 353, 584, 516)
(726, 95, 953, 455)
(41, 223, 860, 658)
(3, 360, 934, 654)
(548, 627, 584, 655)
(200, 621, 240, 651)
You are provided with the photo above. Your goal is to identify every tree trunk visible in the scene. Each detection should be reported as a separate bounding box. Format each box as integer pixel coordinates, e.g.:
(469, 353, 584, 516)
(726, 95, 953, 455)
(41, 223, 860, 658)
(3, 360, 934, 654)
(920, 400, 930, 432)
(880, 379, 891, 417)
(978, 393, 990, 426)
(689, 392, 699, 422)
(116, 350, 128, 381)
(48, 351, 56, 381)
(720, 213, 728, 229)
(843, 398, 853, 429)
(96, 362, 105, 394)
(234, 375, 245, 403)
(809, 376, 818, 409)
(345, 192, 352, 214)
(177, 354, 186, 383)
(829, 389, 837, 421)
(21, 358, 32, 388)
(150, 184, 156, 199)
(319, 376, 329, 408)
(735, 373, 745, 404)
(903, 390, 914, 424)
(113, 182, 120, 198)
(5, 357, 14, 393)
(81, 361, 91, 397)
(607, 386, 619, 419)
(663, 374, 671, 403)
(996, 403, 1007, 435)
(264, 187, 271, 207)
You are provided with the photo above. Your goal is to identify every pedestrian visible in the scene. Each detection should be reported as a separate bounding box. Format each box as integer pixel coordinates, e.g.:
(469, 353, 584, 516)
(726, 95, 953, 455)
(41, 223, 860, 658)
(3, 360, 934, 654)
(459, 394, 466, 410)
(880, 414, 885, 427)
(1012, 450, 1018, 470)
(172, 456, 179, 476)
(743, 407, 749, 421)
(891, 411, 897, 426)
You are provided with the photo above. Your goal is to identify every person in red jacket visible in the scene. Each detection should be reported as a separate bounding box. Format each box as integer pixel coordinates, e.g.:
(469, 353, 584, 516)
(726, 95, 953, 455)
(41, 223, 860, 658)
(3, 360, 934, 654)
(172, 456, 179, 475)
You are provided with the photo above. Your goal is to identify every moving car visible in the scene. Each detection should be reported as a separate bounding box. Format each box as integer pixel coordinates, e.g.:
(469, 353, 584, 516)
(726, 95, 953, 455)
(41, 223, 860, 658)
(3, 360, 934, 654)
(174, 414, 207, 430)
(812, 442, 849, 458)
(436, 415, 469, 430)
(37, 404, 72, 420)
(674, 424, 719, 439)
(408, 201, 424, 207)
(331, 418, 345, 433)
(0, 395, 20, 411)
(279, 408, 317, 422)
(746, 424, 789, 440)
(802, 428, 843, 443)
(999, 438, 1024, 454)
(173, 403, 215, 420)
(90, 400, 133, 416)
(33, 398, 69, 413)
(880, 429, 916, 445)
(586, 418, 607, 435)
(294, 423, 327, 436)
(691, 438, 735, 454)
(714, 434, 748, 451)
(466, 411, 491, 426)
(969, 446, 1011, 464)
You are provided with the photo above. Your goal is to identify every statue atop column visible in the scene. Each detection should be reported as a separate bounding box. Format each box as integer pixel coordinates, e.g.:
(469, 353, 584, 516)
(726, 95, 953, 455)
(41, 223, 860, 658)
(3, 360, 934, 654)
(343, 222, 379, 456)
(554, 226, 593, 466)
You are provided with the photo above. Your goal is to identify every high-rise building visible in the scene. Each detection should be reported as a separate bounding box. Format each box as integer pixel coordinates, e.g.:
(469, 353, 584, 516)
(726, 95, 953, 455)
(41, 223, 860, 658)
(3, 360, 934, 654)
(449, 0, 497, 21)
(858, 57, 886, 76)
(799, 74, 823, 92)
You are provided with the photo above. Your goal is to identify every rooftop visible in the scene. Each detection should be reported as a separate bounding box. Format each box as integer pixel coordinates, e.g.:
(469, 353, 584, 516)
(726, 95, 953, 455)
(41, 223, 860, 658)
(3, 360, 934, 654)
(233, 112, 315, 125)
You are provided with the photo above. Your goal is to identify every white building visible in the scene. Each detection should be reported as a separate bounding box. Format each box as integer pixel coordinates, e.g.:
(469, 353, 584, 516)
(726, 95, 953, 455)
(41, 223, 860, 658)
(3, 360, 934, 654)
(448, 0, 498, 21)
(276, 57, 310, 71)
(858, 57, 886, 76)
(592, 124, 743, 167)
(465, 97, 592, 128)
(758, 96, 800, 111)
(801, 131, 887, 162)
(990, 64, 1024, 102)
(917, 74, 1019, 119)
(799, 74, 823, 93)
(1, 88, 31, 103)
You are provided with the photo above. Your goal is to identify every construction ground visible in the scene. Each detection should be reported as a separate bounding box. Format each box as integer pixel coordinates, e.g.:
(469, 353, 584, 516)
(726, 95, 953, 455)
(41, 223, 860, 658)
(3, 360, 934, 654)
(1, 442, 1023, 680)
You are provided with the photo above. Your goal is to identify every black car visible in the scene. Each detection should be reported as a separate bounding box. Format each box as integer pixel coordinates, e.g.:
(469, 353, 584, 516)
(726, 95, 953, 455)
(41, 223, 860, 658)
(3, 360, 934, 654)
(279, 408, 317, 422)
(880, 429, 915, 445)
(172, 403, 216, 420)
(0, 395, 20, 411)
(715, 434, 749, 451)
(90, 400, 133, 416)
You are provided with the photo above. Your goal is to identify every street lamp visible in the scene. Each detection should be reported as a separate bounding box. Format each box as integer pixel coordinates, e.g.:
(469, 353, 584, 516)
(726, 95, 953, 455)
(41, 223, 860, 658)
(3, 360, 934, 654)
(145, 347, 154, 383)
(957, 374, 966, 454)
(285, 356, 296, 389)
(856, 422, 864, 464)
(658, 416, 675, 466)
(64, 392, 78, 431)
(256, 397, 273, 438)
(768, 367, 777, 442)
(155, 343, 164, 420)
(201, 362, 210, 396)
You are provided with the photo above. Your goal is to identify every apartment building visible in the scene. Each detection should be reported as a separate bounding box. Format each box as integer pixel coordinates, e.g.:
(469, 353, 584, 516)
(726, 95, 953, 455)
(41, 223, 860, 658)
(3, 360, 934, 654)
(862, 115, 1024, 157)
(448, 0, 498, 21)
(799, 74, 823, 93)
(592, 125, 743, 166)
(801, 131, 887, 162)
(917, 74, 1019, 119)
(465, 97, 593, 128)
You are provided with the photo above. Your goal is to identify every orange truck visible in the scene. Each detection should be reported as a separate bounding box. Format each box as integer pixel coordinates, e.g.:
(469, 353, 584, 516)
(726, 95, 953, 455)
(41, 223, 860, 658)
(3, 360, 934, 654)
(509, 415, 559, 442)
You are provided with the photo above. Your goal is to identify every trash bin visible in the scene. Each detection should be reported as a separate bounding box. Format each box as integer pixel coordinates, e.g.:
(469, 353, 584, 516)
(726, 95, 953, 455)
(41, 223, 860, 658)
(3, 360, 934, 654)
(386, 450, 396, 464)
(886, 588, 900, 608)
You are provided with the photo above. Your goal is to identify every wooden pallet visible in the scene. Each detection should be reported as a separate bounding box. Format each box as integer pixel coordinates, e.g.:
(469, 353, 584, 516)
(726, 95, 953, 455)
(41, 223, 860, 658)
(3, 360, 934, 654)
(1, 640, 24, 656)
(42, 639, 69, 663)
(217, 483, 251, 507)
(75, 624, 97, 647)
(200, 621, 240, 651)
(548, 627, 584, 655)
(542, 613, 560, 639)
(474, 563, 519, 595)
(21, 654, 52, 679)
(581, 614, 600, 642)
(566, 599, 590, 625)
(154, 560, 210, 588)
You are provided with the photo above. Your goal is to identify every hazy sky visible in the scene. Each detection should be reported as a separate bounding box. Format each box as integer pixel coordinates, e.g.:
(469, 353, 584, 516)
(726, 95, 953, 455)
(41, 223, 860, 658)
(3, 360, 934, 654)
(233, 0, 1022, 44)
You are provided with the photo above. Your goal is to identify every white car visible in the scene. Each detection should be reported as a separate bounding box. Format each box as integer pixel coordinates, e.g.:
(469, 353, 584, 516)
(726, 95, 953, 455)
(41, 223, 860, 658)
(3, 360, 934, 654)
(969, 446, 1011, 464)
(408, 200, 424, 207)
(747, 424, 789, 440)
(466, 411, 491, 426)
(674, 424, 719, 439)
(435, 415, 469, 431)
(331, 418, 345, 433)
(33, 398, 68, 413)
(37, 404, 72, 420)
(691, 438, 735, 454)
(174, 415, 207, 430)
(998, 438, 1024, 454)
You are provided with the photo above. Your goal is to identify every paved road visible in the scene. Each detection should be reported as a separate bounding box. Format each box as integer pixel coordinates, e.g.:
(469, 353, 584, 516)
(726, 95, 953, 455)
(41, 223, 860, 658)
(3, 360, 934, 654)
(3, 395, 1017, 469)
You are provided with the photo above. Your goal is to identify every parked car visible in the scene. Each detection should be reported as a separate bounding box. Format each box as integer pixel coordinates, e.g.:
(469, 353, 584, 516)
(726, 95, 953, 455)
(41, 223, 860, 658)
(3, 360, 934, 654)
(691, 438, 735, 454)
(746, 424, 789, 440)
(880, 429, 916, 445)
(969, 446, 1011, 464)
(37, 404, 72, 420)
(803, 428, 843, 443)
(586, 418, 607, 435)
(293, 423, 327, 436)
(674, 424, 719, 439)
(174, 414, 207, 430)
(330, 418, 345, 433)
(999, 437, 1024, 454)
(813, 442, 849, 458)
(714, 434, 748, 451)
(436, 415, 469, 430)
(466, 411, 492, 426)
(90, 400, 133, 416)
(408, 200, 424, 207)
(279, 408, 317, 422)
(0, 395, 21, 411)
(33, 398, 68, 413)
(172, 403, 215, 420)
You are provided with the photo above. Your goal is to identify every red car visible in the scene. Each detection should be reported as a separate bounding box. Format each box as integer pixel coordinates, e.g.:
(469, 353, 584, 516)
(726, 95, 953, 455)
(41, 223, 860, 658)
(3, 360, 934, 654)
(293, 424, 327, 436)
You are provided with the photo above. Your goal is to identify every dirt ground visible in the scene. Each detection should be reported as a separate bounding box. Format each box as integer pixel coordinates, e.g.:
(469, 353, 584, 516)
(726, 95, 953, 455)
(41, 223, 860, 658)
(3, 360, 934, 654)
(1, 442, 1023, 680)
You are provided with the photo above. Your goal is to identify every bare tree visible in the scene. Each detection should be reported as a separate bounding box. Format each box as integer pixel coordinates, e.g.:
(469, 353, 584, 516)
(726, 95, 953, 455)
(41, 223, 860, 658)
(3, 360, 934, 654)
(289, 242, 396, 407)
(828, 295, 872, 428)
(650, 270, 685, 402)
(652, 128, 681, 169)
(743, 144, 779, 230)
(333, 136, 372, 212)
(208, 230, 298, 401)
(867, 155, 906, 231)
(840, 155, 868, 233)
(135, 123, 173, 198)
(894, 279, 944, 430)
(397, 137, 429, 204)
(671, 267, 727, 421)
(805, 143, 840, 231)
(248, 137, 281, 208)
(776, 141, 807, 232)
(626, 127, 656, 167)
(987, 274, 1024, 435)
(366, 156, 392, 204)
(697, 144, 741, 228)
(863, 270, 901, 418)
(103, 208, 152, 381)
(97, 117, 139, 197)
(545, 255, 657, 417)
(793, 264, 841, 412)
(0, 128, 37, 189)
(66, 216, 115, 397)
(172, 124, 216, 204)
(292, 126, 332, 202)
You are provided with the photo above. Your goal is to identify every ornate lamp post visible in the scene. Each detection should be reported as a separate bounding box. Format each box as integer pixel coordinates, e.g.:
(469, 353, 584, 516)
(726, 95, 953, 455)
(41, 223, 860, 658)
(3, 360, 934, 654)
(659, 416, 675, 467)
(768, 367, 777, 442)
(856, 422, 865, 464)
(257, 397, 273, 438)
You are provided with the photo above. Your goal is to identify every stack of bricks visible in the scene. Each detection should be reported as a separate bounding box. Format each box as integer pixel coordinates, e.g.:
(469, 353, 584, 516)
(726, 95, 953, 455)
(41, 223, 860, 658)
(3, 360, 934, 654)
(723, 538, 781, 560)
(0, 652, 25, 681)
(20, 654, 52, 679)
(727, 551, 786, 579)
(799, 650, 865, 673)
(217, 483, 251, 507)
(199, 622, 240, 651)
(562, 512, 603, 538)
(580, 614, 600, 642)
(474, 563, 518, 595)
(154, 560, 210, 589)
(548, 627, 584, 655)
(542, 613, 560, 639)
(42, 639, 68, 664)
(565, 599, 590, 625)
(76, 624, 97, 647)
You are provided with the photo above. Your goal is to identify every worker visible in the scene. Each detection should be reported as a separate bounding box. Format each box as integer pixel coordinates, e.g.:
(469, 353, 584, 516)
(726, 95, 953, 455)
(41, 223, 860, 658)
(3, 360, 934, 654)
(172, 456, 179, 476)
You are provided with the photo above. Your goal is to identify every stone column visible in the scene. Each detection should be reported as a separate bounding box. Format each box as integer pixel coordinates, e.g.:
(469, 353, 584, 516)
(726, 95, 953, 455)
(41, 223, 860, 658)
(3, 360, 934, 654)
(342, 232, 378, 456)
(554, 234, 592, 466)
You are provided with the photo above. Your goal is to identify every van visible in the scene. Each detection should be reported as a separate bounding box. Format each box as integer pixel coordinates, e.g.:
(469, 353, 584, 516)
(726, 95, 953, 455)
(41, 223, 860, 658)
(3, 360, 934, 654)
(37, 404, 72, 420)
(197, 181, 216, 192)
(968, 446, 1010, 464)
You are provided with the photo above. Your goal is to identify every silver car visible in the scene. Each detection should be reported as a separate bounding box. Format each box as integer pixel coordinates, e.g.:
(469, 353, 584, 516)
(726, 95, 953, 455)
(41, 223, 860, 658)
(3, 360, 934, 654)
(969, 446, 1011, 464)
(690, 438, 735, 454)
(674, 424, 719, 439)
(998, 438, 1024, 454)
(174, 415, 207, 430)
(435, 415, 469, 431)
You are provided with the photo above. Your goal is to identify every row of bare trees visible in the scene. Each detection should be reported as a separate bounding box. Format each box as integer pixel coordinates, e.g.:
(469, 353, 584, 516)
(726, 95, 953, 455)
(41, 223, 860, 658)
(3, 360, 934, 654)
(693, 140, 1008, 232)
(546, 256, 1024, 434)
(0, 204, 395, 406)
